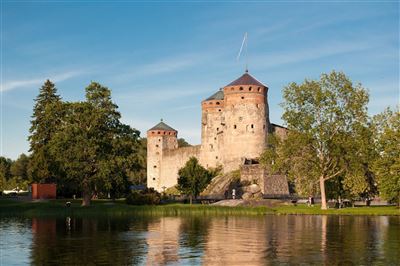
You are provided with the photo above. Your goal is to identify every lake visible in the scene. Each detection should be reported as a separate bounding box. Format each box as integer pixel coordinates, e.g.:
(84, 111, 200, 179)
(1, 215, 399, 265)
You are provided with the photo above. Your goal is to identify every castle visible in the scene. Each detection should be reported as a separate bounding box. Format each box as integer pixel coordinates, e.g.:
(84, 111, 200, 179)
(147, 71, 288, 193)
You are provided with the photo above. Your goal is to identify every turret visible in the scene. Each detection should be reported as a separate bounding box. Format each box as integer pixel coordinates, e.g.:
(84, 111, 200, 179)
(201, 89, 224, 168)
(147, 120, 178, 190)
(222, 71, 269, 172)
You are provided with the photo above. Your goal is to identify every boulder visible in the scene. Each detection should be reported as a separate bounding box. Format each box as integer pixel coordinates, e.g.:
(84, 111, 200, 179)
(249, 184, 261, 194)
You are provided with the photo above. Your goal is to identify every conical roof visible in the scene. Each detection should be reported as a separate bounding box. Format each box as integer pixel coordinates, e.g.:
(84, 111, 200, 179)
(226, 71, 266, 87)
(205, 90, 224, 101)
(149, 120, 177, 132)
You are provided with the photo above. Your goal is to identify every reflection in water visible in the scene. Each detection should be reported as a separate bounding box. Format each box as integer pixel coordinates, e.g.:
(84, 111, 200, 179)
(0, 215, 398, 265)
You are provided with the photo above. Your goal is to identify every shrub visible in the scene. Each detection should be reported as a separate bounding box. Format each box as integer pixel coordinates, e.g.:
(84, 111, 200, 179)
(126, 188, 161, 205)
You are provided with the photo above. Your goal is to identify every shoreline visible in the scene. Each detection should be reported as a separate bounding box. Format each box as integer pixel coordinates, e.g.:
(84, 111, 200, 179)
(1, 199, 399, 217)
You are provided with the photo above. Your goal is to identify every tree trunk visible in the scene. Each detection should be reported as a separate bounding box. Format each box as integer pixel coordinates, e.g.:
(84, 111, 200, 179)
(189, 195, 192, 205)
(82, 190, 91, 207)
(320, 176, 327, 210)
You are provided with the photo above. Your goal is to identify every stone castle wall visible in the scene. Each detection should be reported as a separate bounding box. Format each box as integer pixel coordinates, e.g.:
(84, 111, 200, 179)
(157, 145, 201, 191)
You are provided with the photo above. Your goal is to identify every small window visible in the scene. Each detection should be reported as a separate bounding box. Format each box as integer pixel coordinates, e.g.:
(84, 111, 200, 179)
(159, 139, 161, 142)
(231, 87, 234, 91)
(218, 109, 221, 112)
(209, 102, 213, 105)
(216, 102, 220, 105)
(153, 165, 157, 168)
(234, 125, 237, 129)
(152, 177, 156, 181)
(155, 144, 159, 148)
(251, 124, 254, 129)
(163, 132, 166, 135)
(217, 127, 219, 131)
(210, 144, 213, 149)
(241, 96, 244, 99)
(249, 87, 252, 91)
(256, 104, 259, 108)
(214, 137, 217, 140)
(263, 125, 266, 129)
(216, 156, 218, 159)
(239, 87, 243, 91)
(257, 87, 261, 92)
(157, 131, 160, 134)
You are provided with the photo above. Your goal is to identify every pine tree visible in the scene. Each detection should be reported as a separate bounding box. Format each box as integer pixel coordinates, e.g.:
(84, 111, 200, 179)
(28, 80, 62, 183)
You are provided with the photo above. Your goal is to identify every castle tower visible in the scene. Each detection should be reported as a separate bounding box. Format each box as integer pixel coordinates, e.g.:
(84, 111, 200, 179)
(201, 89, 225, 168)
(222, 71, 270, 172)
(147, 120, 178, 191)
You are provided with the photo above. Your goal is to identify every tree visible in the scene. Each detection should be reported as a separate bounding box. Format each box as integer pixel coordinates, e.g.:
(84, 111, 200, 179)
(0, 157, 12, 191)
(28, 80, 63, 183)
(266, 71, 370, 209)
(10, 154, 30, 190)
(373, 107, 400, 206)
(177, 157, 212, 204)
(178, 138, 191, 147)
(49, 82, 141, 206)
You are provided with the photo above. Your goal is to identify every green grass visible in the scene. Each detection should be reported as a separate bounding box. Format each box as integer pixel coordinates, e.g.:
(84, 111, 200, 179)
(0, 199, 398, 217)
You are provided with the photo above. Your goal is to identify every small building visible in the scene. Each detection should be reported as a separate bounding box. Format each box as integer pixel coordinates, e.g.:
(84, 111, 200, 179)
(31, 183, 57, 200)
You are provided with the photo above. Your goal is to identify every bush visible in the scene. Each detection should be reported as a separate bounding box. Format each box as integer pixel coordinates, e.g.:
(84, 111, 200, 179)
(126, 188, 161, 205)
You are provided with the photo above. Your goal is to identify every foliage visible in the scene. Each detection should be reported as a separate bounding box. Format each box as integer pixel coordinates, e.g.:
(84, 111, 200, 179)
(177, 157, 212, 204)
(28, 80, 63, 183)
(125, 188, 161, 205)
(48, 82, 142, 206)
(9, 154, 30, 190)
(165, 185, 181, 196)
(372, 107, 400, 206)
(262, 71, 370, 209)
(177, 138, 191, 147)
(0, 157, 12, 191)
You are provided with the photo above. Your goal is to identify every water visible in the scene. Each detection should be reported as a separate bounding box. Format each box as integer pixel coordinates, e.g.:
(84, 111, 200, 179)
(1, 215, 399, 265)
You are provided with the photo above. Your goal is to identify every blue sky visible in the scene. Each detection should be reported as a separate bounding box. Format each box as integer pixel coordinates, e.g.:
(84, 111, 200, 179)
(1, 1, 399, 159)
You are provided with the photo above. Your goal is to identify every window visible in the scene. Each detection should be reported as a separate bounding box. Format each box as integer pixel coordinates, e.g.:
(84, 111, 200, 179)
(239, 87, 243, 91)
(210, 144, 213, 149)
(257, 87, 261, 92)
(234, 125, 237, 129)
(241, 96, 244, 99)
(249, 87, 252, 91)
(214, 137, 217, 140)
(218, 109, 221, 112)
(155, 144, 159, 148)
(158, 139, 161, 142)
(216, 156, 218, 159)
(153, 165, 157, 168)
(231, 87, 234, 91)
(217, 127, 219, 131)
(152, 177, 156, 181)
(251, 124, 254, 129)
(216, 102, 220, 105)
(157, 131, 160, 134)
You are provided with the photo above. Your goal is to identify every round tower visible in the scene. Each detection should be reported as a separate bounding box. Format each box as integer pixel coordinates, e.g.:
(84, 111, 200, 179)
(222, 71, 270, 172)
(147, 120, 178, 191)
(201, 89, 225, 168)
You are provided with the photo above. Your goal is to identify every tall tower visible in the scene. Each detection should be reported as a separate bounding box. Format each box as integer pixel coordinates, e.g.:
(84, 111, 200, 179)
(147, 120, 178, 191)
(222, 71, 270, 172)
(201, 89, 225, 168)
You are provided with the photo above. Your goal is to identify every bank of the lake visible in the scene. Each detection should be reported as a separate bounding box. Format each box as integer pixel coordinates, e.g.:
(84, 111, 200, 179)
(0, 199, 399, 217)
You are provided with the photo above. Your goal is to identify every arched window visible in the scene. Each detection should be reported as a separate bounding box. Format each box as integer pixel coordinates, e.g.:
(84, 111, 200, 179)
(216, 102, 220, 105)
(239, 87, 243, 91)
(251, 124, 254, 129)
(249, 87, 252, 91)
(257, 87, 261, 92)
(234, 125, 237, 129)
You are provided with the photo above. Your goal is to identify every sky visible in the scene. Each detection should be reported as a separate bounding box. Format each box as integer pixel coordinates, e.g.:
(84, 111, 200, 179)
(1, 1, 399, 160)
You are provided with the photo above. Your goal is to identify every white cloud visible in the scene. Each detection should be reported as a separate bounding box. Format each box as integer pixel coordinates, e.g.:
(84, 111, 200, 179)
(1, 70, 85, 92)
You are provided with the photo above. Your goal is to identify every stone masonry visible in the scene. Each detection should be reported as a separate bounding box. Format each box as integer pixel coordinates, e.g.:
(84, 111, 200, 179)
(147, 71, 288, 194)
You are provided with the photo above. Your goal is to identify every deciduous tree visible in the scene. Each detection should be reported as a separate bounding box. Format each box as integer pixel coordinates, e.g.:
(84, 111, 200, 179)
(177, 157, 212, 204)
(373, 107, 400, 206)
(265, 71, 370, 209)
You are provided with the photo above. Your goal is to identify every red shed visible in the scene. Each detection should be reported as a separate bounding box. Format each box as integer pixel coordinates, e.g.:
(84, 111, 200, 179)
(31, 184, 57, 200)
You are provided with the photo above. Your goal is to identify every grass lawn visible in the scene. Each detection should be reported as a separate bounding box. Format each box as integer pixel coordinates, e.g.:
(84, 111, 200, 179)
(0, 198, 398, 217)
